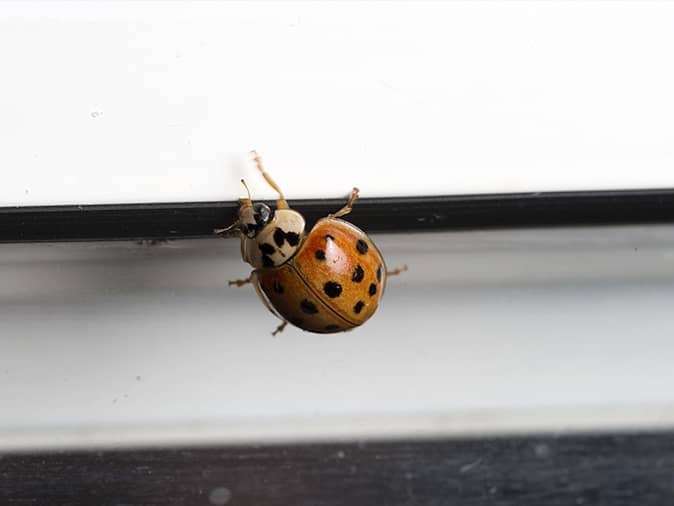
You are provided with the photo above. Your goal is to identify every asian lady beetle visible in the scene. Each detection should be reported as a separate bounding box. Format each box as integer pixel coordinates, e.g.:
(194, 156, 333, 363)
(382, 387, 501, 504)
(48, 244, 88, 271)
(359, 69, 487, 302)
(215, 151, 405, 335)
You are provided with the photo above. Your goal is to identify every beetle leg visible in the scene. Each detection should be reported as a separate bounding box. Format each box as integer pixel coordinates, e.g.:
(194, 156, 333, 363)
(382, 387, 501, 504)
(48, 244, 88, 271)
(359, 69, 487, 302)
(214, 219, 241, 237)
(271, 320, 288, 336)
(328, 187, 360, 219)
(250, 150, 290, 210)
(249, 272, 288, 336)
(228, 275, 253, 287)
(386, 265, 408, 277)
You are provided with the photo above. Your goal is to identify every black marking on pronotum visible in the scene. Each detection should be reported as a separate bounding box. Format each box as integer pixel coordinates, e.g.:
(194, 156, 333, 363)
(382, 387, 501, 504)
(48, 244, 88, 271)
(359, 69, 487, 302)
(353, 301, 365, 314)
(323, 281, 342, 298)
(289, 317, 304, 327)
(273, 228, 285, 247)
(272, 228, 301, 248)
(300, 299, 319, 314)
(324, 324, 340, 331)
(262, 255, 274, 267)
(356, 239, 369, 254)
(325, 234, 335, 241)
(285, 231, 300, 247)
(259, 243, 275, 255)
(352, 264, 364, 283)
(315, 249, 326, 260)
(368, 283, 377, 296)
(376, 264, 382, 282)
(273, 281, 284, 294)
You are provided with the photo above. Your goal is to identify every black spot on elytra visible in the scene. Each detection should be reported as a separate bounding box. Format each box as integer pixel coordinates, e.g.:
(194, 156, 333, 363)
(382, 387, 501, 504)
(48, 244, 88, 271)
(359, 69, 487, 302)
(273, 228, 285, 247)
(259, 243, 275, 255)
(300, 299, 319, 314)
(356, 239, 369, 254)
(325, 234, 334, 241)
(262, 255, 274, 267)
(353, 301, 365, 314)
(285, 231, 300, 246)
(315, 249, 326, 260)
(289, 317, 304, 327)
(376, 264, 382, 282)
(273, 281, 284, 294)
(324, 324, 340, 332)
(369, 283, 377, 296)
(323, 281, 342, 298)
(352, 264, 364, 283)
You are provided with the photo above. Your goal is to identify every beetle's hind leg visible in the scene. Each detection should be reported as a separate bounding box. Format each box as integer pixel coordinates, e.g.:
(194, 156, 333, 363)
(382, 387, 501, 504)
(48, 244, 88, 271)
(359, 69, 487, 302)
(328, 187, 360, 219)
(386, 265, 408, 277)
(272, 320, 288, 336)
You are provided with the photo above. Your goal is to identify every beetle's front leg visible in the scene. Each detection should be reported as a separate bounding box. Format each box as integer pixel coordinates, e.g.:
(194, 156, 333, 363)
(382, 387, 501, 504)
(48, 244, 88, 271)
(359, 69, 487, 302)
(214, 220, 241, 237)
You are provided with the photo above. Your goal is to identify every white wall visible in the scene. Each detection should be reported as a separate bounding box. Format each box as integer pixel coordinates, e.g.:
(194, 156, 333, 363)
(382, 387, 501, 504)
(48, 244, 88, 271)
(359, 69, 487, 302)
(3, 227, 674, 450)
(1, 1, 674, 206)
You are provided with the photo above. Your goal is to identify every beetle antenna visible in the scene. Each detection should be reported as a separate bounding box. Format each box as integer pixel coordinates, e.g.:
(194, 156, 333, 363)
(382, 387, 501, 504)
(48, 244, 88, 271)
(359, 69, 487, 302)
(240, 179, 252, 202)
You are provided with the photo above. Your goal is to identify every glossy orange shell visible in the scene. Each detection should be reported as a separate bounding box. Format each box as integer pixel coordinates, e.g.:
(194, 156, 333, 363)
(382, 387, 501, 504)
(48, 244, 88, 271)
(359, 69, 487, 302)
(254, 218, 387, 333)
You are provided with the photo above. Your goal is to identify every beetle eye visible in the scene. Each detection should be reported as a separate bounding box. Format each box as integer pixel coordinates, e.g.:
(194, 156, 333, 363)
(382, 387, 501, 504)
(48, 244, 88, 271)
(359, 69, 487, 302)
(240, 203, 274, 238)
(253, 203, 273, 226)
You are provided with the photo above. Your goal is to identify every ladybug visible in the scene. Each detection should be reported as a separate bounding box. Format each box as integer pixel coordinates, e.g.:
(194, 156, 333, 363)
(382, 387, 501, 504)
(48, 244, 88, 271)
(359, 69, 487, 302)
(215, 151, 405, 335)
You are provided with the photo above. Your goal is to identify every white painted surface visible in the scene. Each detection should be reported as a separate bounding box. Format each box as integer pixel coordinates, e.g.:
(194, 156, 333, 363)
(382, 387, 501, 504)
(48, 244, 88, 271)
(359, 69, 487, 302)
(2, 226, 674, 450)
(2, 1, 674, 206)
